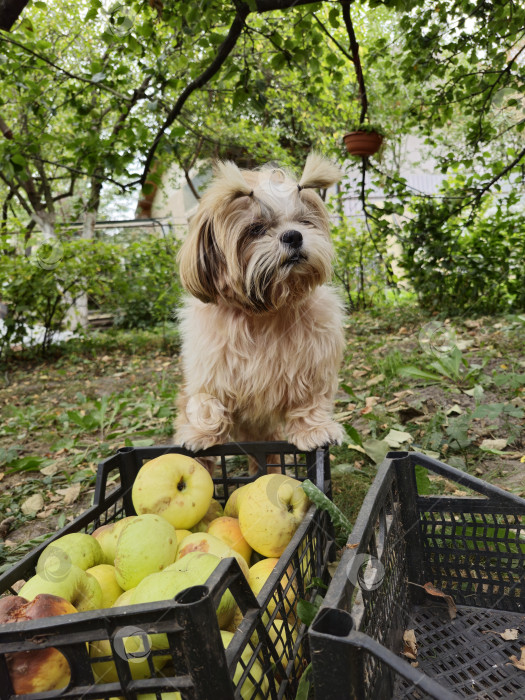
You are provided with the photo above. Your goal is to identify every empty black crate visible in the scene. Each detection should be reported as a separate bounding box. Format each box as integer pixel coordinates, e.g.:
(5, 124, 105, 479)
(0, 441, 333, 700)
(309, 451, 525, 700)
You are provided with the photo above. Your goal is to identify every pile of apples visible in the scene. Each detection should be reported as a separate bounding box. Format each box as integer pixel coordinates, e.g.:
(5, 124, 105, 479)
(0, 452, 312, 697)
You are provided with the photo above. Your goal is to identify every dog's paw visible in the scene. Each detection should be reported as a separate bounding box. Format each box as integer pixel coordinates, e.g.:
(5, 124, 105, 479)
(287, 420, 345, 452)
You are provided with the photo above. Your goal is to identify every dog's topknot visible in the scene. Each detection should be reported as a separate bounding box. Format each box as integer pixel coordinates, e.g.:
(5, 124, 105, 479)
(298, 152, 342, 190)
(214, 160, 253, 197)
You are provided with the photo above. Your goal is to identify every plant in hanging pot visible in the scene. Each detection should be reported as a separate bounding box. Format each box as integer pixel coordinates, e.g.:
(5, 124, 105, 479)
(343, 123, 385, 157)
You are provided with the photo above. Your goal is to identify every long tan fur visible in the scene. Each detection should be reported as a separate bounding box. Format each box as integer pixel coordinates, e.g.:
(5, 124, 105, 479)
(175, 154, 345, 471)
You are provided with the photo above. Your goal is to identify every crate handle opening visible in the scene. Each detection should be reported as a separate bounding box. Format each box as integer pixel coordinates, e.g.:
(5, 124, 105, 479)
(175, 584, 209, 605)
(117, 446, 135, 454)
(311, 607, 353, 638)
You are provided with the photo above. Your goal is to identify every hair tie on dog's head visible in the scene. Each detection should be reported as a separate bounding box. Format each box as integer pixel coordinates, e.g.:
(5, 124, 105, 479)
(249, 190, 254, 197)
(297, 184, 303, 192)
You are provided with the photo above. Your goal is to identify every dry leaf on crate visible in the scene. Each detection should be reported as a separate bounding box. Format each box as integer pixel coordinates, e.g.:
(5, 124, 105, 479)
(422, 582, 457, 620)
(402, 629, 418, 660)
(508, 647, 525, 672)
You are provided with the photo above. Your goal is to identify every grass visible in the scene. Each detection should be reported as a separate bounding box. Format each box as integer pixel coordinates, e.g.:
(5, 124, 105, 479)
(0, 305, 524, 570)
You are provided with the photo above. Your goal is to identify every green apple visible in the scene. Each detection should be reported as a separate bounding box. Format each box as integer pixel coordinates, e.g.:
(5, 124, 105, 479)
(92, 516, 136, 565)
(37, 533, 102, 580)
(132, 453, 214, 529)
(114, 514, 178, 590)
(224, 483, 252, 518)
(221, 630, 268, 699)
(113, 588, 136, 607)
(134, 552, 235, 626)
(164, 551, 236, 628)
(190, 498, 223, 532)
(85, 564, 124, 608)
(19, 565, 103, 612)
(176, 532, 249, 579)
(238, 474, 310, 557)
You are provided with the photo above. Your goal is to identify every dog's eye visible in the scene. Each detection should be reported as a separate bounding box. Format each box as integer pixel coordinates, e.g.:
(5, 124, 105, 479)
(246, 222, 267, 237)
(298, 218, 314, 227)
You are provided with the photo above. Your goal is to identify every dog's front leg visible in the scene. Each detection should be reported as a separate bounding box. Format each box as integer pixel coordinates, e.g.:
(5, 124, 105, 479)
(285, 396, 345, 452)
(174, 389, 233, 452)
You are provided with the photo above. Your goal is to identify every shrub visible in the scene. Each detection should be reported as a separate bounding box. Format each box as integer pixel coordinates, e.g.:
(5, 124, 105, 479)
(399, 194, 525, 314)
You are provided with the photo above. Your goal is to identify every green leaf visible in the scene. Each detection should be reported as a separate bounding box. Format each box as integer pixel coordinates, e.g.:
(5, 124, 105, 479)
(295, 663, 313, 700)
(363, 439, 389, 465)
(399, 367, 444, 382)
(345, 425, 363, 446)
(297, 595, 323, 627)
(414, 464, 432, 495)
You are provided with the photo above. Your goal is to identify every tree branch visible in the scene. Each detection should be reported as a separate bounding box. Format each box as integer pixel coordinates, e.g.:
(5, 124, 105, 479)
(341, 0, 368, 124)
(139, 7, 249, 186)
(312, 12, 354, 64)
(1, 34, 132, 101)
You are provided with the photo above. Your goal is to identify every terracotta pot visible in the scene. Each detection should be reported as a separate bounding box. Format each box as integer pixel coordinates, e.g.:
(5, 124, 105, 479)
(343, 131, 383, 156)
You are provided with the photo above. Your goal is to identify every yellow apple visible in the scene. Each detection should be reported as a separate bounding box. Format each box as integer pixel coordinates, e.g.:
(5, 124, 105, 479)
(90, 633, 167, 684)
(114, 514, 178, 590)
(221, 630, 268, 699)
(207, 516, 252, 564)
(248, 558, 297, 619)
(92, 516, 136, 565)
(238, 474, 310, 557)
(267, 619, 301, 676)
(131, 453, 214, 529)
(86, 564, 124, 608)
(224, 484, 252, 518)
(190, 498, 223, 532)
(0, 594, 77, 694)
(176, 532, 249, 579)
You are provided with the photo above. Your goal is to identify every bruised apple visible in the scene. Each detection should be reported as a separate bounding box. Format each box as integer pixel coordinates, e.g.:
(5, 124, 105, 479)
(0, 594, 76, 694)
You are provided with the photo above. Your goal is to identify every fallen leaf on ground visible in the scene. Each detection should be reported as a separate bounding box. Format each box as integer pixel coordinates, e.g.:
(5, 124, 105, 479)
(423, 582, 457, 619)
(346, 543, 359, 549)
(384, 429, 414, 448)
(446, 404, 463, 416)
(21, 494, 44, 515)
(353, 369, 368, 379)
(508, 647, 525, 671)
(480, 438, 507, 451)
(40, 465, 58, 476)
(57, 484, 81, 505)
(366, 374, 385, 387)
(402, 629, 418, 659)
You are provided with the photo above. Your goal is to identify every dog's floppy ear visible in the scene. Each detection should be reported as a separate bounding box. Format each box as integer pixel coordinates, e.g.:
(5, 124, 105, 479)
(177, 208, 224, 304)
(299, 152, 343, 189)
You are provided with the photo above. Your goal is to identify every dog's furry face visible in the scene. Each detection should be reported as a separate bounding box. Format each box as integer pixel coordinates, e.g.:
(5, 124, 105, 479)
(178, 154, 342, 312)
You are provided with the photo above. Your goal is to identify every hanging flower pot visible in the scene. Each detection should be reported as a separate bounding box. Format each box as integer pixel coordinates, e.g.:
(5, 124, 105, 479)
(343, 129, 384, 157)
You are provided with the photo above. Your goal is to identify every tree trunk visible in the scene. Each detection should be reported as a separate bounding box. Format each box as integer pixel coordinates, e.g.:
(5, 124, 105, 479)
(0, 0, 29, 31)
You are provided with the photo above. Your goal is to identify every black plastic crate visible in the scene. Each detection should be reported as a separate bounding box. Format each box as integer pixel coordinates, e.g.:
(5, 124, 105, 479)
(0, 442, 334, 700)
(309, 451, 525, 700)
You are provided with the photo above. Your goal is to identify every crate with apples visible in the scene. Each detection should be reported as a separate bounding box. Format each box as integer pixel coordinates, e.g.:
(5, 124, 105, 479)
(0, 442, 333, 699)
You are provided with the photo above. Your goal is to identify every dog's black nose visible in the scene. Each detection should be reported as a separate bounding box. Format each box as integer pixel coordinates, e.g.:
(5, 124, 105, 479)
(281, 230, 303, 249)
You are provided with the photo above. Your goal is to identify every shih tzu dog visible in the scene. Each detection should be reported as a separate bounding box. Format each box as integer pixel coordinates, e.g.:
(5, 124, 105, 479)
(174, 153, 345, 471)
